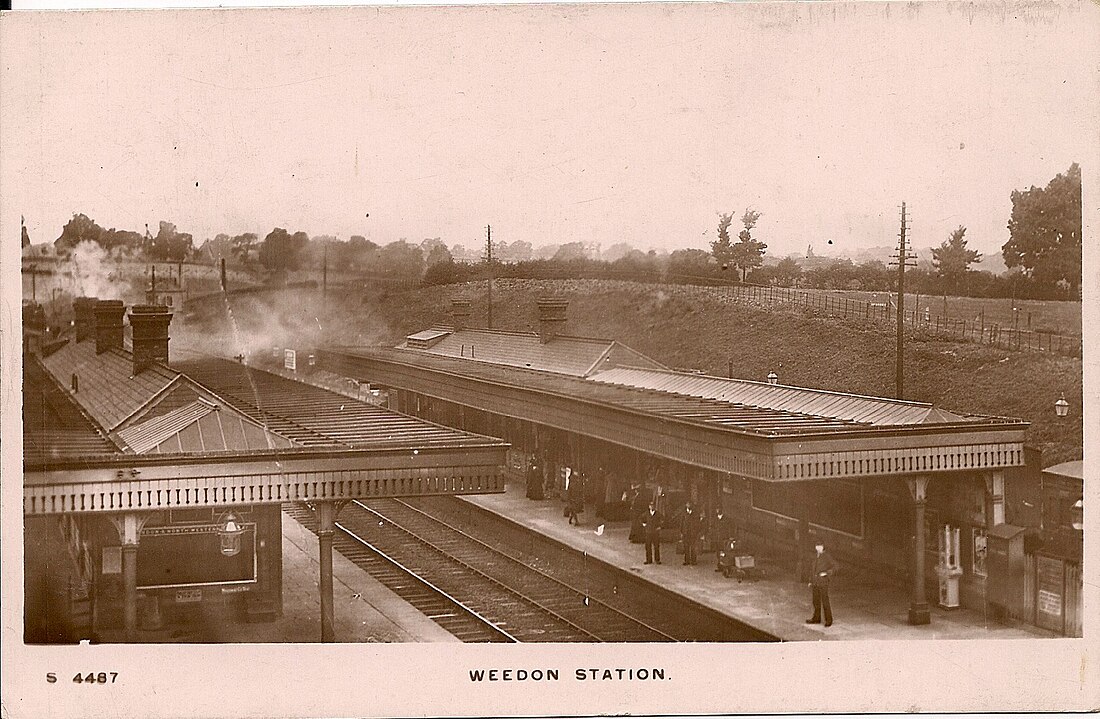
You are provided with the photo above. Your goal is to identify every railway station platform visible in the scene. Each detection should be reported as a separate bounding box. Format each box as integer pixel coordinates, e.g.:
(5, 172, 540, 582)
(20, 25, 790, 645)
(93, 513, 457, 643)
(461, 482, 1053, 641)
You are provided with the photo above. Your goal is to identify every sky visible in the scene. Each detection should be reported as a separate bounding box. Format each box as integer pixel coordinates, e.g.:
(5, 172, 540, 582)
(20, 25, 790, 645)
(2, 2, 1097, 259)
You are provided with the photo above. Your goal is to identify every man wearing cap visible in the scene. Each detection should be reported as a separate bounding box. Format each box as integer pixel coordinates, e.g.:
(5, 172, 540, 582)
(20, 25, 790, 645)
(806, 542, 839, 627)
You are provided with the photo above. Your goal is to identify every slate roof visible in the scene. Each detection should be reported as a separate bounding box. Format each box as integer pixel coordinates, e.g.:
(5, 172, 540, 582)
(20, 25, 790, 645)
(397, 326, 666, 377)
(173, 356, 502, 450)
(39, 339, 179, 432)
(23, 356, 120, 464)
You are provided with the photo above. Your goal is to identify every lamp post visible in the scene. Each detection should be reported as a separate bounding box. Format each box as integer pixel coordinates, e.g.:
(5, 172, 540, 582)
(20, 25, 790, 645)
(1054, 394, 1070, 418)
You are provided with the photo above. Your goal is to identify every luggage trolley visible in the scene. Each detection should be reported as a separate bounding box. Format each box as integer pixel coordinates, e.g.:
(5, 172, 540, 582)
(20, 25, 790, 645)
(717, 538, 763, 582)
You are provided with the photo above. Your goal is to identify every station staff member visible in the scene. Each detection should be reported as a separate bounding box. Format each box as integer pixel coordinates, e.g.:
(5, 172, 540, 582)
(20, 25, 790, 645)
(806, 543, 839, 627)
(642, 503, 663, 565)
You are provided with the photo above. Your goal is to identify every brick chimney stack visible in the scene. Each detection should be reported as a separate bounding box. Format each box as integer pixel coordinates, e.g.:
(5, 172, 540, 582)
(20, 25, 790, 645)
(451, 299, 472, 332)
(73, 297, 98, 342)
(536, 298, 568, 344)
(128, 304, 172, 373)
(94, 300, 126, 355)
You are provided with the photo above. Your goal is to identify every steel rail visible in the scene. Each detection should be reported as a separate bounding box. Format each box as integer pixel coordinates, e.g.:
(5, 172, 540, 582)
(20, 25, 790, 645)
(285, 503, 517, 643)
(383, 497, 679, 642)
(355, 498, 678, 642)
(350, 499, 606, 642)
(332, 518, 519, 643)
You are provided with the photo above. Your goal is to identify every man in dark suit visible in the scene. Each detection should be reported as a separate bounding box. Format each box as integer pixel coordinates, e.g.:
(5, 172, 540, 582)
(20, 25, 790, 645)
(713, 508, 735, 571)
(642, 503, 663, 564)
(680, 502, 703, 565)
(806, 542, 839, 627)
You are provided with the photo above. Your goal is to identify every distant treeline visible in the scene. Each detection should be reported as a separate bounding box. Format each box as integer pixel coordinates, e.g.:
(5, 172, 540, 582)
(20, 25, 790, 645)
(422, 255, 1074, 301)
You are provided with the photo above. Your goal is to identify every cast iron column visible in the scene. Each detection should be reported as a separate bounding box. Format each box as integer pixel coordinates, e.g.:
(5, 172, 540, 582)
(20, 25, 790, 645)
(907, 476, 931, 625)
(317, 501, 336, 642)
(109, 512, 150, 641)
(121, 544, 139, 638)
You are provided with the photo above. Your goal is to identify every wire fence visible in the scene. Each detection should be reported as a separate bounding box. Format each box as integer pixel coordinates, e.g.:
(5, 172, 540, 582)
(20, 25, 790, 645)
(672, 281, 1082, 357)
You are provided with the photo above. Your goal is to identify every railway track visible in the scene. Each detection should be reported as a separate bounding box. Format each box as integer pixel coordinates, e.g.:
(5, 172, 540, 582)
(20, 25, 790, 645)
(283, 503, 515, 643)
(285, 499, 677, 642)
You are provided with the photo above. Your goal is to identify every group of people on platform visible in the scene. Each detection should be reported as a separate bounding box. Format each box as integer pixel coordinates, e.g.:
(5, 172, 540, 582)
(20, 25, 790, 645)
(523, 455, 839, 626)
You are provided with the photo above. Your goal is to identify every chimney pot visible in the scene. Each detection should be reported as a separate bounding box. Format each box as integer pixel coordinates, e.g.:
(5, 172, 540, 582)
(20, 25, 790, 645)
(536, 298, 569, 344)
(128, 304, 172, 373)
(451, 299, 472, 332)
(72, 296, 98, 342)
(94, 300, 126, 354)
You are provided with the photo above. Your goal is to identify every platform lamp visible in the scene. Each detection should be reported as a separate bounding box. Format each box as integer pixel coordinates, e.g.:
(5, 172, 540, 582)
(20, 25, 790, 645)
(1070, 499, 1083, 532)
(767, 372, 779, 385)
(217, 512, 246, 557)
(1054, 393, 1070, 418)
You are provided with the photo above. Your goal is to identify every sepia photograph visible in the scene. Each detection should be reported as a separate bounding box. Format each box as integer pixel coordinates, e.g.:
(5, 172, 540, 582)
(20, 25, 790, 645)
(1, 0, 1096, 716)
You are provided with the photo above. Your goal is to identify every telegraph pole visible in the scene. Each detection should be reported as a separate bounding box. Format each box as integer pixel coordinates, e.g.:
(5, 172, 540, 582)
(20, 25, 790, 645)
(485, 225, 493, 330)
(889, 202, 915, 399)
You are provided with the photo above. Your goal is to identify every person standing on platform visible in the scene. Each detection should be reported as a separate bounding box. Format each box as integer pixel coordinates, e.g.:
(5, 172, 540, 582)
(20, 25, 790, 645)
(806, 543, 839, 627)
(525, 457, 544, 500)
(642, 503, 663, 564)
(566, 469, 583, 526)
(680, 502, 702, 565)
(713, 507, 734, 572)
(628, 485, 645, 543)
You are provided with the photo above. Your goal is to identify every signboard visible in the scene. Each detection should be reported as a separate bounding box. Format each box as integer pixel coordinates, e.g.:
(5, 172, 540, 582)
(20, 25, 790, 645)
(138, 524, 256, 589)
(1035, 555, 1065, 632)
(284, 349, 296, 371)
(101, 546, 122, 575)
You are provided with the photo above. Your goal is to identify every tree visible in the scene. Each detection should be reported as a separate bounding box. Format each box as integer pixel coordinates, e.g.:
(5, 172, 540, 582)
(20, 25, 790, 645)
(602, 242, 636, 263)
(773, 257, 803, 287)
(377, 240, 424, 278)
(150, 221, 193, 261)
(1002, 163, 1081, 296)
(668, 248, 712, 277)
(710, 213, 735, 273)
(729, 209, 767, 281)
(230, 232, 259, 264)
(552, 242, 589, 262)
(55, 213, 106, 252)
(932, 226, 981, 295)
(258, 227, 309, 273)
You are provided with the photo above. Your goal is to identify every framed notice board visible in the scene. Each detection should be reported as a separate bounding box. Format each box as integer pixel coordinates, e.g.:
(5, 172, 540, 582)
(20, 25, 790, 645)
(1035, 554, 1065, 634)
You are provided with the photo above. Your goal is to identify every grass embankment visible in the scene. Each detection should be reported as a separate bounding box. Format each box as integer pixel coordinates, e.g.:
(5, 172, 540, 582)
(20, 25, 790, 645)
(355, 279, 1082, 466)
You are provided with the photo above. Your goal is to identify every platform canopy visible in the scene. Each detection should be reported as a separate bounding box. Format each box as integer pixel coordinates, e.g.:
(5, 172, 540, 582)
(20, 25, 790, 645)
(23, 353, 507, 516)
(320, 342, 1029, 483)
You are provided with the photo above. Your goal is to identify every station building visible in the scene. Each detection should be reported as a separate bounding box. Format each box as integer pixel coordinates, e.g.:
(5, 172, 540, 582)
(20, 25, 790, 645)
(23, 298, 507, 643)
(316, 297, 1076, 632)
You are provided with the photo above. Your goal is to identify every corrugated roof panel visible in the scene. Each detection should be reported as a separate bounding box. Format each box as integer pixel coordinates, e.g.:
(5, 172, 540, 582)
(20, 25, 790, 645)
(586, 367, 962, 426)
(116, 400, 216, 453)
